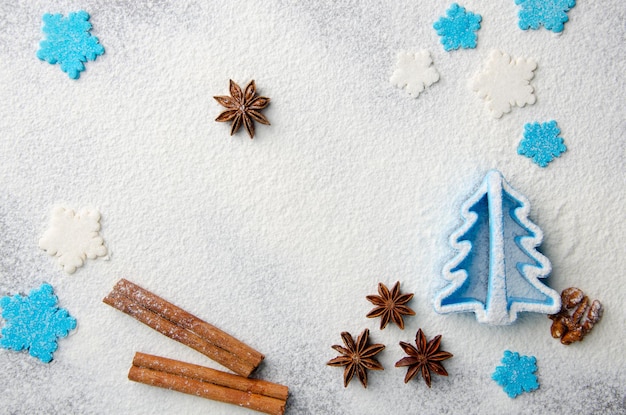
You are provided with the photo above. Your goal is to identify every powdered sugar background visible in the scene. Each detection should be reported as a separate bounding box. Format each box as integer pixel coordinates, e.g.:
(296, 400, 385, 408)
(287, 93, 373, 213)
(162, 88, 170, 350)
(0, 1, 624, 414)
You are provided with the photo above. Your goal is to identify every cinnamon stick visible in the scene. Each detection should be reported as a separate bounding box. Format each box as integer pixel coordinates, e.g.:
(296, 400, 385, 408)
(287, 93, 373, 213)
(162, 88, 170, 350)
(133, 352, 288, 401)
(103, 281, 262, 377)
(129, 366, 286, 415)
(114, 279, 264, 367)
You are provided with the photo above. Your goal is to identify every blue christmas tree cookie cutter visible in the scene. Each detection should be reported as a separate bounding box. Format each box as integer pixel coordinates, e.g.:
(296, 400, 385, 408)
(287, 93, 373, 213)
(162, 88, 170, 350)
(433, 170, 561, 325)
(0, 283, 76, 363)
(37, 10, 105, 79)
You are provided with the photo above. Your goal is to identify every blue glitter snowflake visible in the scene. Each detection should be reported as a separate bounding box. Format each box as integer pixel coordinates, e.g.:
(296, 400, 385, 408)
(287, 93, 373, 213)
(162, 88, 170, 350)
(492, 350, 539, 398)
(37, 11, 105, 79)
(515, 0, 576, 33)
(433, 3, 482, 51)
(517, 120, 567, 167)
(0, 283, 76, 363)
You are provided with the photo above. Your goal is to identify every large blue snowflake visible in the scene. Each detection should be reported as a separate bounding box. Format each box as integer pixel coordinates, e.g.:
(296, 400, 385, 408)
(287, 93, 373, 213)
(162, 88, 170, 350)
(492, 350, 539, 398)
(37, 11, 105, 79)
(515, 0, 576, 33)
(433, 3, 482, 51)
(0, 283, 76, 363)
(517, 120, 567, 167)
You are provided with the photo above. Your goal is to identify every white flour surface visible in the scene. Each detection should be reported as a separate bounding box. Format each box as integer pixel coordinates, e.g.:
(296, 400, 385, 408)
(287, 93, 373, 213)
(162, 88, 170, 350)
(0, 1, 624, 414)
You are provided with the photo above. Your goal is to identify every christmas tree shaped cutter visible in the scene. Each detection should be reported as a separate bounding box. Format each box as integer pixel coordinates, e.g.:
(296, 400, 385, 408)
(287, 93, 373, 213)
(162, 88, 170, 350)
(434, 170, 561, 325)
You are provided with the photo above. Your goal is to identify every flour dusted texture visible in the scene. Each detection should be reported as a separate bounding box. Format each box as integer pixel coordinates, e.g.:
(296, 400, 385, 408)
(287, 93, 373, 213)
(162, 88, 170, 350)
(0, 1, 624, 414)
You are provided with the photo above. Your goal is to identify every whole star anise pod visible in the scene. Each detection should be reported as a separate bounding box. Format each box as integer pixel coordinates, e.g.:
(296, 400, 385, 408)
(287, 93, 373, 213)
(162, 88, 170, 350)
(327, 328, 385, 388)
(366, 281, 415, 330)
(395, 328, 453, 388)
(214, 80, 270, 139)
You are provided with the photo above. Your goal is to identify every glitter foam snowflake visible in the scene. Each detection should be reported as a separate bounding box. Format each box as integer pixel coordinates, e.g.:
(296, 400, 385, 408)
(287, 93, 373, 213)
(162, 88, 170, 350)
(0, 283, 76, 363)
(516, 0, 576, 33)
(433, 3, 482, 51)
(470, 50, 537, 118)
(39, 206, 107, 274)
(37, 10, 105, 79)
(518, 120, 567, 167)
(390, 50, 440, 98)
(492, 350, 539, 398)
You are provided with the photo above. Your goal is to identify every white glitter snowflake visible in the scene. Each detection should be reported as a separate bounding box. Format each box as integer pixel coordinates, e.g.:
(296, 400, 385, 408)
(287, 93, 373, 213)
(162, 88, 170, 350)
(390, 50, 440, 98)
(470, 50, 537, 118)
(39, 206, 107, 274)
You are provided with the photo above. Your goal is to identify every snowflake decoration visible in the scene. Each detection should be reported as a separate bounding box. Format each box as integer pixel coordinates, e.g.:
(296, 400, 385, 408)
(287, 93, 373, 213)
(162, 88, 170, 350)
(390, 50, 440, 98)
(470, 50, 537, 118)
(433, 3, 482, 51)
(37, 11, 105, 79)
(518, 120, 567, 167)
(516, 0, 576, 33)
(492, 350, 539, 398)
(39, 206, 108, 274)
(0, 283, 76, 363)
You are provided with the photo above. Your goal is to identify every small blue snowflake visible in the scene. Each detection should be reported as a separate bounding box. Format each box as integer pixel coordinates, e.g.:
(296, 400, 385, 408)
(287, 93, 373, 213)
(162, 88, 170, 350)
(517, 120, 567, 167)
(492, 350, 539, 398)
(433, 3, 482, 51)
(515, 0, 576, 33)
(0, 283, 76, 363)
(37, 11, 105, 79)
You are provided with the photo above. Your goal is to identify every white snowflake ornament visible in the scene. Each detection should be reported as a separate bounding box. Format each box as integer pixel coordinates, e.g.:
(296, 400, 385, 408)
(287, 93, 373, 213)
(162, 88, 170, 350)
(39, 206, 108, 274)
(470, 50, 537, 118)
(390, 50, 440, 98)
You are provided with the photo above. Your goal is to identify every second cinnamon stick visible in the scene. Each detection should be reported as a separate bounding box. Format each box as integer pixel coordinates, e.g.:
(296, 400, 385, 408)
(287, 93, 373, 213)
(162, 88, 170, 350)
(133, 352, 288, 401)
(129, 366, 287, 415)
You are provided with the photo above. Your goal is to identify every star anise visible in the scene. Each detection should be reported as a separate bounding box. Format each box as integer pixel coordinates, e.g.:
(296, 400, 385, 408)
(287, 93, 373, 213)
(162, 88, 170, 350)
(366, 281, 415, 330)
(214, 80, 270, 139)
(395, 328, 453, 388)
(327, 328, 385, 388)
